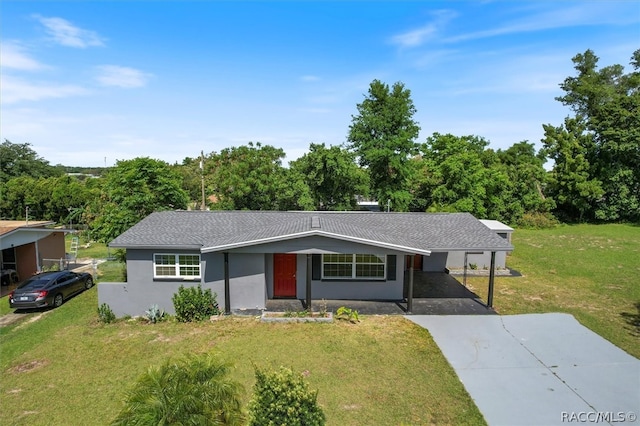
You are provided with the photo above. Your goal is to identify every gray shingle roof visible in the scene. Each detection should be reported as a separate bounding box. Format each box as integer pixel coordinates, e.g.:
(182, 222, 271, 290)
(109, 211, 514, 253)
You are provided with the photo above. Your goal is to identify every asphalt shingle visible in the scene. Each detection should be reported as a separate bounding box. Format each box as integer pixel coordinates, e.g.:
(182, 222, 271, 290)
(109, 211, 514, 253)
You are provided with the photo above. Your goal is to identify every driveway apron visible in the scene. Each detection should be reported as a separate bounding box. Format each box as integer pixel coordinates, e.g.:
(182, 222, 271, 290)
(407, 313, 640, 426)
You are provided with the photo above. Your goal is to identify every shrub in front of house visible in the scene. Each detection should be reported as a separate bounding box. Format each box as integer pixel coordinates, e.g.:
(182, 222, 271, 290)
(111, 354, 245, 426)
(97, 303, 116, 324)
(248, 366, 326, 426)
(172, 284, 220, 322)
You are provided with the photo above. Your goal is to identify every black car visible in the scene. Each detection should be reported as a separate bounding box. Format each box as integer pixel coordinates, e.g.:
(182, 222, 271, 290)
(9, 270, 94, 309)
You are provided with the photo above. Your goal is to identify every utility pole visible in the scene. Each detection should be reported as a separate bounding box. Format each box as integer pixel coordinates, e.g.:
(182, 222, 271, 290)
(200, 150, 206, 211)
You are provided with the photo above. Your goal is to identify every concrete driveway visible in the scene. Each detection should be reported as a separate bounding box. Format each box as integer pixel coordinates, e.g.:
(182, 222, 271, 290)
(407, 313, 640, 426)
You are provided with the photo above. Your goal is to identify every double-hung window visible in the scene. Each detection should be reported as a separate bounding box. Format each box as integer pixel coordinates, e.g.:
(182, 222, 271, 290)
(154, 254, 201, 279)
(322, 254, 386, 280)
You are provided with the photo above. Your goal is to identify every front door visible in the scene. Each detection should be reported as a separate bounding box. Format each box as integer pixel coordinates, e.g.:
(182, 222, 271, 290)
(274, 254, 297, 298)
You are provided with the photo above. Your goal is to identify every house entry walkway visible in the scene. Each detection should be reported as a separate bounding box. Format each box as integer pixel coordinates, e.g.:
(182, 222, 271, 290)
(407, 313, 640, 426)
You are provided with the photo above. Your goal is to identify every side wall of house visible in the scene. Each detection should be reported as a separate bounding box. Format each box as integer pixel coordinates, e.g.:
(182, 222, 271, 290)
(98, 249, 267, 317)
(445, 251, 507, 270)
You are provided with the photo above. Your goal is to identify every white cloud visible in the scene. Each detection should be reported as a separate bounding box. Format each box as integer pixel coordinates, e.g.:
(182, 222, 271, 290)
(0, 42, 47, 71)
(445, 3, 640, 44)
(34, 15, 105, 48)
(390, 10, 457, 48)
(95, 65, 152, 88)
(0, 74, 90, 104)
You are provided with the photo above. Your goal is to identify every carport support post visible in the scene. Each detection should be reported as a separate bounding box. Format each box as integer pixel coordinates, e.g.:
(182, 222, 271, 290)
(407, 255, 414, 314)
(487, 251, 496, 308)
(224, 252, 231, 315)
(306, 254, 312, 311)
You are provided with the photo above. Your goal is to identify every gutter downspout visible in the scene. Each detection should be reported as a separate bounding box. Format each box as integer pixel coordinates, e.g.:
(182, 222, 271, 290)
(487, 251, 496, 308)
(306, 254, 312, 312)
(224, 252, 230, 315)
(407, 255, 414, 314)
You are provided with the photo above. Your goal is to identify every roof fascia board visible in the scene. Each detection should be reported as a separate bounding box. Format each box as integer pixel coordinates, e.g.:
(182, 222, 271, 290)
(108, 244, 203, 250)
(201, 230, 432, 256)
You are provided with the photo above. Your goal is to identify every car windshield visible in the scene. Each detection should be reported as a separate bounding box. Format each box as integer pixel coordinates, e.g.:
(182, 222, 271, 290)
(18, 278, 51, 290)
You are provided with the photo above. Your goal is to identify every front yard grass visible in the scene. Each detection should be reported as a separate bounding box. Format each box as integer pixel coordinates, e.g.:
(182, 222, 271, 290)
(0, 288, 484, 426)
(468, 223, 640, 358)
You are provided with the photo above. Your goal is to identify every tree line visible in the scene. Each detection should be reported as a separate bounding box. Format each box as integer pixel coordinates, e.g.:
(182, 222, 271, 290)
(1, 49, 637, 243)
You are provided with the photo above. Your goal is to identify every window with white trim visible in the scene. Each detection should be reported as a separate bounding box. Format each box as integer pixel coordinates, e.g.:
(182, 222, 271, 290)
(154, 254, 201, 279)
(322, 254, 386, 280)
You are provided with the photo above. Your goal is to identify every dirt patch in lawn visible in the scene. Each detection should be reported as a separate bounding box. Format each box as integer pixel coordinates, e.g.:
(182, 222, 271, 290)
(9, 359, 49, 374)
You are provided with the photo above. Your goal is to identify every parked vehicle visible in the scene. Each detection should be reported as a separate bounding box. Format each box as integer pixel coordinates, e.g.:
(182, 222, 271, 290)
(9, 271, 94, 309)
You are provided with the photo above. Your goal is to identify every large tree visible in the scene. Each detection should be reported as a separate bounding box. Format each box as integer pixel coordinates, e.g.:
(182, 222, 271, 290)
(347, 80, 420, 211)
(290, 143, 368, 210)
(550, 49, 640, 221)
(541, 118, 604, 221)
(0, 139, 62, 181)
(206, 142, 313, 211)
(418, 133, 512, 221)
(90, 157, 188, 242)
(496, 141, 554, 221)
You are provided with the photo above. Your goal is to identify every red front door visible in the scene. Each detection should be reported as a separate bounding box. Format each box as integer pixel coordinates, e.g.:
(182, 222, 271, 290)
(274, 254, 297, 298)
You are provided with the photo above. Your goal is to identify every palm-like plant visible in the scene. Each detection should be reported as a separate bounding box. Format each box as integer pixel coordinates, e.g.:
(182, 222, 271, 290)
(111, 354, 245, 426)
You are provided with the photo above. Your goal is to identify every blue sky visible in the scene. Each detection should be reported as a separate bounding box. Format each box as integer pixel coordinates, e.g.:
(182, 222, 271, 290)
(1, 1, 638, 167)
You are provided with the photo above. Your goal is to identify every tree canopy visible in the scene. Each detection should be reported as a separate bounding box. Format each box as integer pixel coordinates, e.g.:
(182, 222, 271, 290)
(1, 49, 637, 229)
(90, 157, 188, 242)
(290, 143, 368, 210)
(546, 49, 640, 222)
(348, 80, 420, 212)
(0, 139, 62, 182)
(205, 142, 313, 211)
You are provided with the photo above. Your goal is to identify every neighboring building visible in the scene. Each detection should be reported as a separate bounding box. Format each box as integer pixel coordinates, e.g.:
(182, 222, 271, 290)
(0, 221, 67, 284)
(99, 211, 513, 317)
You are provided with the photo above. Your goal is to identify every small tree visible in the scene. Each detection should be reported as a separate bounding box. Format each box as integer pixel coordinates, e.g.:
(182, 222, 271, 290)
(248, 366, 325, 426)
(111, 354, 245, 426)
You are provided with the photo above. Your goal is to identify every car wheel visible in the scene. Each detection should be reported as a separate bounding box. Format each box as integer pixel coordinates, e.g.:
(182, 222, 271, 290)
(53, 294, 63, 308)
(85, 277, 94, 290)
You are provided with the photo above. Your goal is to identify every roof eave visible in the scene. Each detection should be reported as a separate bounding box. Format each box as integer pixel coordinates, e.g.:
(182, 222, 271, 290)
(201, 230, 432, 256)
(108, 244, 203, 250)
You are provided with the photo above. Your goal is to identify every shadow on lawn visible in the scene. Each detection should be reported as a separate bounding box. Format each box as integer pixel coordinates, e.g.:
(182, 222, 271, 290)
(620, 301, 640, 337)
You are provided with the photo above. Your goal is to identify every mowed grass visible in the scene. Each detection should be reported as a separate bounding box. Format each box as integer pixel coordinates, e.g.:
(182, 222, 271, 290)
(0, 288, 484, 426)
(467, 223, 640, 358)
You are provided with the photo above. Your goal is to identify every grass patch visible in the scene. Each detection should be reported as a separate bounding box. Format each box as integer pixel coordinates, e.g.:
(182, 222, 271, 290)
(467, 223, 640, 358)
(65, 233, 111, 259)
(0, 289, 483, 425)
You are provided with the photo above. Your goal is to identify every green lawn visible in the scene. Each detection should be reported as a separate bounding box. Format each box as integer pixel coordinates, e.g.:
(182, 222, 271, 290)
(467, 223, 640, 358)
(0, 288, 483, 425)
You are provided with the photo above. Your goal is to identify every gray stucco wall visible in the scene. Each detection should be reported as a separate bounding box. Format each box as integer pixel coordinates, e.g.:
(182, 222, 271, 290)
(422, 252, 448, 272)
(445, 251, 507, 270)
(98, 249, 267, 317)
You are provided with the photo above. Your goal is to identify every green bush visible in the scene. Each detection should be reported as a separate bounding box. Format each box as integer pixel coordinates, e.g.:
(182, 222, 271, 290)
(97, 303, 116, 323)
(336, 306, 360, 323)
(248, 366, 325, 426)
(172, 284, 220, 322)
(517, 211, 560, 229)
(111, 354, 245, 426)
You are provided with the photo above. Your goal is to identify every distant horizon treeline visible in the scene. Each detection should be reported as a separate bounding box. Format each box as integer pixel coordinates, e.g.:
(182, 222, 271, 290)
(1, 48, 637, 242)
